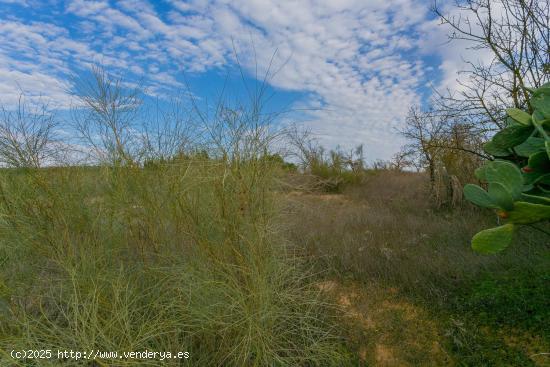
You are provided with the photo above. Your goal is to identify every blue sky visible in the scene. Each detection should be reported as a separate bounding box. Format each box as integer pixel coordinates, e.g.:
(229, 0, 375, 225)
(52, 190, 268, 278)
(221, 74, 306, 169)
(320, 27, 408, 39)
(0, 0, 474, 161)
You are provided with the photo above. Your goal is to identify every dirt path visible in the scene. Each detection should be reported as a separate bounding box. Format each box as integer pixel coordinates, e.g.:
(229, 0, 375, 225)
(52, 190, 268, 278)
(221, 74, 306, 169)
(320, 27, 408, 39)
(316, 279, 453, 366)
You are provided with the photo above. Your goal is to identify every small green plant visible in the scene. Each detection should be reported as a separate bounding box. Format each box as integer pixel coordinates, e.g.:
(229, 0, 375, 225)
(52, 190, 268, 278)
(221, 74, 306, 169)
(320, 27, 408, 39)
(464, 83, 550, 253)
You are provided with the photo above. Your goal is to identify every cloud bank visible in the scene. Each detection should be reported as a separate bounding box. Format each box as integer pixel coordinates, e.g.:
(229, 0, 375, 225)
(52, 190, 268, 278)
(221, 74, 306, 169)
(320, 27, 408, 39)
(0, 0, 471, 160)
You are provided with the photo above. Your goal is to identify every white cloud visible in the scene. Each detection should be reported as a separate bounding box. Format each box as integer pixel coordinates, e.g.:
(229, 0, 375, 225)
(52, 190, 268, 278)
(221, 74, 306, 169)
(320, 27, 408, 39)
(1, 0, 450, 160)
(0, 18, 125, 107)
(193, 0, 430, 159)
(0, 66, 69, 107)
(0, 0, 29, 5)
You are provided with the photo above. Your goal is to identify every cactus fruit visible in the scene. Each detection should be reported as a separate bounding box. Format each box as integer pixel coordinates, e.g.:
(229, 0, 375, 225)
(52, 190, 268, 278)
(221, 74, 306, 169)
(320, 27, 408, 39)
(496, 210, 509, 219)
(522, 166, 534, 173)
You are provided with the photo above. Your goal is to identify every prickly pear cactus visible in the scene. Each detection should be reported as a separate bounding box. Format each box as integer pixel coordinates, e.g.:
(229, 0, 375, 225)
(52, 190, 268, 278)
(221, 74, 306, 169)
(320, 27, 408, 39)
(464, 83, 550, 253)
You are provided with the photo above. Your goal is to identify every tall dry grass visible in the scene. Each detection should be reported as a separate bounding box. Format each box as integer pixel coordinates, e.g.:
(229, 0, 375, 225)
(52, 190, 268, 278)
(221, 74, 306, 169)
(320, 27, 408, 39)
(0, 67, 352, 366)
(282, 170, 548, 301)
(0, 157, 353, 366)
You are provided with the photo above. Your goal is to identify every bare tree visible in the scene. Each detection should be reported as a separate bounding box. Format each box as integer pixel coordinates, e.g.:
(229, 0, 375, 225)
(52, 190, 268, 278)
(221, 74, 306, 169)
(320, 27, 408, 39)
(284, 123, 365, 181)
(141, 94, 197, 164)
(401, 106, 446, 191)
(70, 65, 143, 166)
(283, 124, 324, 170)
(434, 0, 550, 134)
(402, 105, 486, 205)
(390, 151, 415, 171)
(0, 94, 61, 168)
(401, 0, 549, 200)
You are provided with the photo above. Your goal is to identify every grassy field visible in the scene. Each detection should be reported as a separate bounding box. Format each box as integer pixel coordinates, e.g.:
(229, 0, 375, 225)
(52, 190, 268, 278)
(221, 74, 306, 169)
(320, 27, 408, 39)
(282, 170, 549, 366)
(0, 164, 548, 366)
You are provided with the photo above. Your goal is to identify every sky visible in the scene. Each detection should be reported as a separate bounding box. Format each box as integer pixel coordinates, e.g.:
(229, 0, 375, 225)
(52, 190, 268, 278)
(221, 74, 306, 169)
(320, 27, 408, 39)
(0, 0, 480, 161)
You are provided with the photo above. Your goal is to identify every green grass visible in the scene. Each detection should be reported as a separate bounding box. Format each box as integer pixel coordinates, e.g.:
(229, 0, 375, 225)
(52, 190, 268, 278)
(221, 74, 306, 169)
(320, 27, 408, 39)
(0, 159, 352, 366)
(441, 255, 550, 366)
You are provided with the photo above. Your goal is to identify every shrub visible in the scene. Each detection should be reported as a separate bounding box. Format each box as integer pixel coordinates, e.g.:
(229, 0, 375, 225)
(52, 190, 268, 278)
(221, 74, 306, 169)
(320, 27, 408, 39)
(0, 67, 351, 366)
(464, 83, 550, 253)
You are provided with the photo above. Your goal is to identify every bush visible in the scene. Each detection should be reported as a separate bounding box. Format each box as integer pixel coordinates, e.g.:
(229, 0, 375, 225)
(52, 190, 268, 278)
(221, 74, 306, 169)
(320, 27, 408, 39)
(464, 83, 550, 253)
(0, 158, 351, 366)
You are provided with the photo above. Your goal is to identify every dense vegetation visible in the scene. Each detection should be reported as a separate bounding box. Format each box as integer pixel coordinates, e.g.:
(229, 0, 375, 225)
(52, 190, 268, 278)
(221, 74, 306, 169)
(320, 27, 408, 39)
(0, 1, 549, 365)
(0, 158, 355, 366)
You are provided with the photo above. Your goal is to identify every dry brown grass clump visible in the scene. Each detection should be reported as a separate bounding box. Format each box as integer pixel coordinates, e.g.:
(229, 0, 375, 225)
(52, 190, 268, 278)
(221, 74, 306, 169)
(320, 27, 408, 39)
(281, 170, 512, 298)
